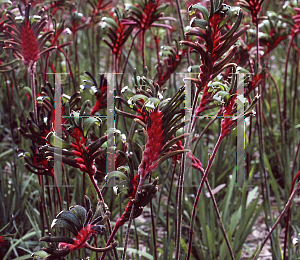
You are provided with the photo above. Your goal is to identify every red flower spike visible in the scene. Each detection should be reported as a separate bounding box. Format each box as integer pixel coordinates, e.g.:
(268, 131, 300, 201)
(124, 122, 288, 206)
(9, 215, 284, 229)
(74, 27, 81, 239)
(156, 40, 185, 87)
(182, 2, 249, 89)
(102, 8, 134, 57)
(81, 72, 108, 116)
(293, 7, 300, 35)
(4, 4, 55, 66)
(238, 0, 266, 25)
(194, 84, 214, 118)
(220, 95, 237, 138)
(120, 0, 173, 32)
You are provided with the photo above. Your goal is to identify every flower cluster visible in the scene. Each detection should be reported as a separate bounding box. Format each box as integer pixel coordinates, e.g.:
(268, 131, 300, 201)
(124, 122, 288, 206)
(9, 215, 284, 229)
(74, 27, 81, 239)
(156, 40, 185, 87)
(238, 0, 265, 25)
(80, 71, 108, 116)
(181, 1, 249, 90)
(120, 0, 172, 32)
(4, 3, 55, 66)
(40, 196, 117, 259)
(292, 7, 300, 35)
(102, 7, 134, 57)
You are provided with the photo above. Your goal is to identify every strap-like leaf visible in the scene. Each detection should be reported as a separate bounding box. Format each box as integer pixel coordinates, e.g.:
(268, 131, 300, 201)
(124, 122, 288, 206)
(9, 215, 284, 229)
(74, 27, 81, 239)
(40, 236, 75, 244)
(161, 133, 189, 155)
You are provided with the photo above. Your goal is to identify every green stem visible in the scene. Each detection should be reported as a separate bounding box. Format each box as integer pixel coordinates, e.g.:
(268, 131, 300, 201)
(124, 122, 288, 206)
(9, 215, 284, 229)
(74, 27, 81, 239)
(89, 174, 118, 259)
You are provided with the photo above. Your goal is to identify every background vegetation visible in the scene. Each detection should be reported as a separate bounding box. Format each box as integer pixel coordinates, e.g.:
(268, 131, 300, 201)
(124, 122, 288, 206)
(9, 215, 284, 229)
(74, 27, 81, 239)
(1, 0, 300, 259)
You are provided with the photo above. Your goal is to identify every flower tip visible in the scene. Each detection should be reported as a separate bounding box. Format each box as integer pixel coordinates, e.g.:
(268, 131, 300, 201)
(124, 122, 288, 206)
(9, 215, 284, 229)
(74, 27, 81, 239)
(293, 238, 298, 245)
(254, 94, 261, 100)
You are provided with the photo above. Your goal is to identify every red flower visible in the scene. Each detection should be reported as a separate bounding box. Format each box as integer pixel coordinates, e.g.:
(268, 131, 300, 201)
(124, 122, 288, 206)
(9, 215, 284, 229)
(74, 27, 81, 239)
(245, 74, 265, 97)
(292, 7, 300, 36)
(0, 236, 9, 247)
(238, 0, 266, 25)
(121, 0, 173, 32)
(4, 4, 55, 66)
(220, 95, 237, 137)
(102, 8, 134, 57)
(194, 84, 214, 118)
(182, 3, 248, 89)
(156, 41, 185, 87)
(40, 196, 117, 258)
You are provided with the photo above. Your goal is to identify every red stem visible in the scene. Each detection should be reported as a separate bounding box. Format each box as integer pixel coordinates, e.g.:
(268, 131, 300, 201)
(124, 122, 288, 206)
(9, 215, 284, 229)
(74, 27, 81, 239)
(253, 177, 300, 260)
(29, 63, 37, 123)
(283, 170, 300, 259)
(186, 134, 224, 260)
(89, 174, 116, 258)
(142, 30, 145, 68)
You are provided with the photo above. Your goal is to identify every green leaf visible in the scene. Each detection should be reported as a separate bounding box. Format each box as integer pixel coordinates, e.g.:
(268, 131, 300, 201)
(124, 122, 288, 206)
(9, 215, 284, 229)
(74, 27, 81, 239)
(190, 18, 209, 30)
(128, 94, 149, 107)
(3, 231, 40, 260)
(189, 4, 209, 21)
(113, 180, 132, 195)
(106, 170, 129, 182)
(83, 117, 101, 137)
(116, 248, 153, 260)
(0, 148, 13, 160)
(46, 132, 71, 149)
(79, 100, 90, 128)
(51, 218, 78, 235)
(102, 17, 117, 29)
(69, 205, 86, 225)
(153, 3, 169, 17)
(206, 225, 215, 258)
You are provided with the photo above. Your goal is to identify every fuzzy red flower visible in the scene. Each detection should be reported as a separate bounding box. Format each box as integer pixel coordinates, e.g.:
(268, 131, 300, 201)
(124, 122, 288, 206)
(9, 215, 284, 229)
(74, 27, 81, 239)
(121, 0, 173, 32)
(292, 7, 300, 36)
(238, 0, 265, 25)
(182, 3, 248, 89)
(4, 4, 55, 66)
